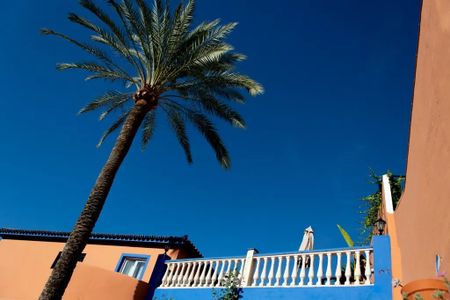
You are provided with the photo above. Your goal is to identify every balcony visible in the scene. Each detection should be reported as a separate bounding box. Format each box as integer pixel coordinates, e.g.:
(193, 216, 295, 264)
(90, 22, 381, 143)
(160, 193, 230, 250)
(152, 236, 392, 300)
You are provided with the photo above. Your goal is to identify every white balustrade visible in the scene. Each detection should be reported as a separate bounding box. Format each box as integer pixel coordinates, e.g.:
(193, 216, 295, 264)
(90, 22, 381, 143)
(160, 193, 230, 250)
(159, 247, 374, 289)
(345, 252, 351, 286)
(290, 255, 299, 286)
(335, 252, 342, 286)
(316, 253, 323, 286)
(364, 250, 372, 285)
(259, 257, 268, 287)
(307, 254, 315, 286)
(299, 254, 306, 285)
(252, 258, 261, 286)
(267, 257, 275, 286)
(275, 257, 282, 286)
(325, 253, 332, 285)
(354, 250, 361, 285)
(283, 256, 290, 286)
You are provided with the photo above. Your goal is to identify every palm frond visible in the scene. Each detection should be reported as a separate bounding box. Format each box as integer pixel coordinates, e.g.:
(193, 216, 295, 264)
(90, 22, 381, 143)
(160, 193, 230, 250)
(99, 97, 130, 120)
(80, 0, 126, 44)
(97, 111, 130, 147)
(187, 109, 230, 168)
(79, 91, 131, 114)
(163, 94, 246, 128)
(43, 0, 263, 168)
(163, 102, 230, 168)
(68, 12, 145, 82)
(163, 106, 193, 163)
(41, 28, 132, 81)
(107, 0, 147, 82)
(337, 224, 355, 248)
(141, 110, 156, 149)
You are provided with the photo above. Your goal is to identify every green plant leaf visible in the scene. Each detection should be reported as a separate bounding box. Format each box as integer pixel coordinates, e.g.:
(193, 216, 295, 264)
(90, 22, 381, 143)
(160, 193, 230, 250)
(337, 224, 354, 248)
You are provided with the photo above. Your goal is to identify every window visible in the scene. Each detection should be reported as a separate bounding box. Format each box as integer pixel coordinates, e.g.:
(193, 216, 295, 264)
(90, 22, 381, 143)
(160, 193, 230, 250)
(115, 254, 150, 280)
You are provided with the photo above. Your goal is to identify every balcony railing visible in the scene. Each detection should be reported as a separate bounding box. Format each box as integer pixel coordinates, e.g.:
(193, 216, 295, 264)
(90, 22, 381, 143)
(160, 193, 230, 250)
(160, 247, 373, 288)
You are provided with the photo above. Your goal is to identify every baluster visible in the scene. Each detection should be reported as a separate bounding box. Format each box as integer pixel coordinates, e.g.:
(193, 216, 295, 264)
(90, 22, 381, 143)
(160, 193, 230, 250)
(189, 262, 198, 286)
(173, 263, 183, 287)
(169, 263, 177, 287)
(216, 260, 226, 287)
(252, 258, 261, 287)
(161, 263, 171, 287)
(259, 257, 268, 287)
(177, 263, 186, 287)
(225, 259, 232, 276)
(283, 256, 291, 286)
(171, 263, 180, 287)
(316, 253, 323, 286)
(168, 263, 177, 287)
(299, 254, 306, 286)
(364, 250, 371, 285)
(193, 261, 202, 287)
(267, 257, 275, 286)
(344, 251, 351, 286)
(325, 253, 332, 286)
(307, 254, 315, 286)
(354, 250, 361, 285)
(204, 261, 214, 287)
(238, 258, 245, 281)
(199, 261, 208, 286)
(211, 261, 220, 287)
(275, 257, 283, 286)
(184, 262, 193, 286)
(335, 252, 342, 286)
(290, 255, 299, 286)
(233, 259, 241, 285)
(232, 259, 238, 272)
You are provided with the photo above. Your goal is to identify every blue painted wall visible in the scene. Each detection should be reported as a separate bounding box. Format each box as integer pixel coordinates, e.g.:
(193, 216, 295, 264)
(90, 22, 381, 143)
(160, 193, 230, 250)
(152, 236, 392, 300)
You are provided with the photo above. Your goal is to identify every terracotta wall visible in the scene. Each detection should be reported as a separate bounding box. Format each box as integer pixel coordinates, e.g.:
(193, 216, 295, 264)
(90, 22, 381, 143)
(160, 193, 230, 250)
(0, 239, 179, 299)
(394, 0, 450, 283)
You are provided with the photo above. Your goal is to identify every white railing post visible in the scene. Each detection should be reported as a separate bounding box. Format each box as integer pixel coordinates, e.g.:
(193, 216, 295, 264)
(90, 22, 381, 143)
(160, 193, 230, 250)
(334, 252, 342, 286)
(325, 253, 332, 286)
(283, 256, 291, 286)
(307, 254, 315, 286)
(252, 258, 261, 287)
(290, 255, 299, 286)
(354, 250, 361, 285)
(299, 254, 306, 286)
(242, 248, 258, 287)
(344, 251, 351, 286)
(275, 257, 283, 286)
(259, 257, 268, 287)
(364, 250, 371, 285)
(316, 253, 323, 286)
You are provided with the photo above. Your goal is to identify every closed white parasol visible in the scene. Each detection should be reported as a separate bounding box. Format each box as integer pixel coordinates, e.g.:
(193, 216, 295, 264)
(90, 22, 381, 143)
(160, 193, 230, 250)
(298, 226, 314, 251)
(297, 226, 314, 268)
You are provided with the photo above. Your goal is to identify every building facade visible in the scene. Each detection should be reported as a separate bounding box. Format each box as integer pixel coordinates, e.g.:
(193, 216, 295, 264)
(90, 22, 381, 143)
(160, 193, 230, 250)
(0, 228, 201, 299)
(379, 1, 450, 299)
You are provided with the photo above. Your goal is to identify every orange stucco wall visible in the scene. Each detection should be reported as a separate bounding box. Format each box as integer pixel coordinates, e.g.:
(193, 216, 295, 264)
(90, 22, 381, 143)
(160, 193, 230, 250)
(393, 0, 450, 283)
(0, 239, 180, 299)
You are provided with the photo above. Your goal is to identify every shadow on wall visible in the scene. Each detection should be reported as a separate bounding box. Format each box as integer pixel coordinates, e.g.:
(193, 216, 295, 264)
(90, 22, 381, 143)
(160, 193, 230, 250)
(134, 281, 149, 300)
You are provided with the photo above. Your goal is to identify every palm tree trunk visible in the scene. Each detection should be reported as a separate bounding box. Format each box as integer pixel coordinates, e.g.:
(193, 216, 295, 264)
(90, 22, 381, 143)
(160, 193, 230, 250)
(39, 104, 148, 300)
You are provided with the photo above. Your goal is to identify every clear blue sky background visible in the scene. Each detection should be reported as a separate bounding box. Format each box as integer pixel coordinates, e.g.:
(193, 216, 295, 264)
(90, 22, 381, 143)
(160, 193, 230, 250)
(0, 0, 420, 256)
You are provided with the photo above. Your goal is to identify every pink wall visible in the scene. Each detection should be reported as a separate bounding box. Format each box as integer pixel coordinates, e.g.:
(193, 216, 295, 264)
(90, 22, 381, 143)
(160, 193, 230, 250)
(0, 239, 180, 299)
(394, 0, 450, 283)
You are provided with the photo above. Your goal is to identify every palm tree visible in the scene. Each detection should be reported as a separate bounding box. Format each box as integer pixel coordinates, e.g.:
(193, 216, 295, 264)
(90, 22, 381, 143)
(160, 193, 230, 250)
(39, 0, 263, 299)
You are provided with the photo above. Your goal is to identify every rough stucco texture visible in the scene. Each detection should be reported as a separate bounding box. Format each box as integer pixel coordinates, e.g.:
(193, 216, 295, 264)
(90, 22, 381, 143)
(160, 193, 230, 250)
(394, 0, 450, 283)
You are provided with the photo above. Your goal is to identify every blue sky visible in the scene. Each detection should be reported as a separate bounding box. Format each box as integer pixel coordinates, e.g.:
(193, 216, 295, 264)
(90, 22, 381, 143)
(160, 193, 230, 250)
(0, 0, 420, 256)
